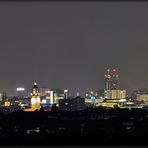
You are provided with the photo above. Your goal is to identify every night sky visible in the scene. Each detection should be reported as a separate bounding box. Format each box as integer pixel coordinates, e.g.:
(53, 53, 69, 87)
(0, 2, 148, 96)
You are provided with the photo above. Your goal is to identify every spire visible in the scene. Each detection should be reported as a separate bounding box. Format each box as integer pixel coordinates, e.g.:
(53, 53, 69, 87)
(33, 80, 38, 89)
(34, 80, 37, 85)
(31, 81, 40, 97)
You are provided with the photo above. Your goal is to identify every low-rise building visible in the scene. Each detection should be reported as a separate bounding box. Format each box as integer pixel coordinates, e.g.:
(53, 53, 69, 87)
(136, 94, 148, 103)
(59, 96, 86, 111)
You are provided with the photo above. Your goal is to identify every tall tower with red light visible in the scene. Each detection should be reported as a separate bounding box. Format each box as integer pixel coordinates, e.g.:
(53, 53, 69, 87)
(104, 68, 119, 90)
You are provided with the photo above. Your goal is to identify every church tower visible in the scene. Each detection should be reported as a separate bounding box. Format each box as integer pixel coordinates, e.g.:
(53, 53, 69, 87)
(30, 81, 41, 111)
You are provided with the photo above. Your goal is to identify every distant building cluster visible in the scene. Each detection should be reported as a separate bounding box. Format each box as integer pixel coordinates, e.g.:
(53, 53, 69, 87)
(1, 68, 148, 112)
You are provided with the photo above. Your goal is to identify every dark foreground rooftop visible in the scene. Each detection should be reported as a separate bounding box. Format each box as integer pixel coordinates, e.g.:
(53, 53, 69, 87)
(0, 108, 148, 146)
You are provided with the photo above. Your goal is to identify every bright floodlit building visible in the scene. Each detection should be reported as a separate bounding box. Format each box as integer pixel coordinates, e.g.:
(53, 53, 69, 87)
(106, 90, 126, 99)
(30, 81, 41, 111)
(136, 94, 148, 103)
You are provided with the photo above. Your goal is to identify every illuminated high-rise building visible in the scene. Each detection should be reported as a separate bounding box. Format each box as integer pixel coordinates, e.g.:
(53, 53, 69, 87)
(30, 81, 41, 110)
(49, 89, 65, 104)
(104, 68, 119, 90)
(40, 89, 66, 105)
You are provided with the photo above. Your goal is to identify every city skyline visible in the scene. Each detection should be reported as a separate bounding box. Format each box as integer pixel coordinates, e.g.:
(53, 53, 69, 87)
(0, 2, 148, 95)
(7, 68, 148, 97)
